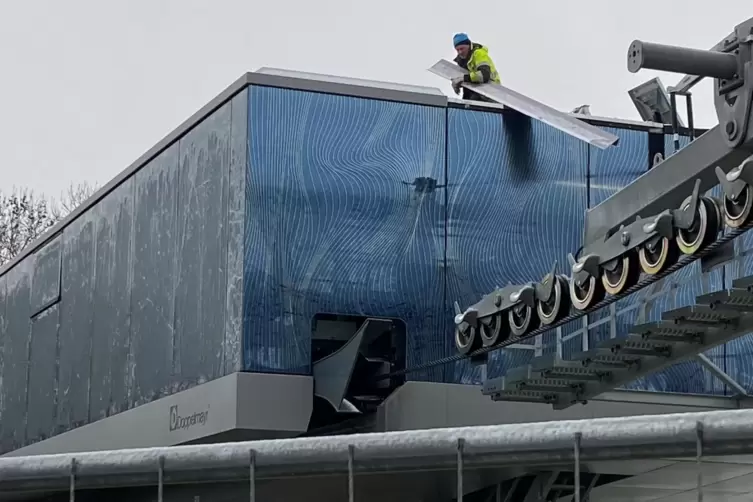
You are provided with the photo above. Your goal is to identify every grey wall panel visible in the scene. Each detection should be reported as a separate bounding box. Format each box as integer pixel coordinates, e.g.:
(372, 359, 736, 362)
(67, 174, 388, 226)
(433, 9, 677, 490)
(173, 100, 231, 389)
(1, 260, 32, 451)
(57, 215, 95, 433)
(0, 87, 245, 449)
(89, 179, 135, 421)
(26, 303, 60, 444)
(29, 236, 61, 315)
(130, 145, 180, 407)
(224, 89, 248, 374)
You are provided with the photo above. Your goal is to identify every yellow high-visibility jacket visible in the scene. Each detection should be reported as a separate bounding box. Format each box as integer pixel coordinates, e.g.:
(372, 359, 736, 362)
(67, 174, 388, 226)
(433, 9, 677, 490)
(454, 43, 500, 84)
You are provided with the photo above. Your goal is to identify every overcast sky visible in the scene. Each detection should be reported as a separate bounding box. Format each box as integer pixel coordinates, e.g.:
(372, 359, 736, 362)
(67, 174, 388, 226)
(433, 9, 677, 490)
(0, 1, 745, 196)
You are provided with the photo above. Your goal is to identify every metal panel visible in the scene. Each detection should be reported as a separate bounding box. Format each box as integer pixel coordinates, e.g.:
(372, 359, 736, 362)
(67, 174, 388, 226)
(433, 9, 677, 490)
(57, 214, 95, 434)
(244, 85, 446, 376)
(173, 100, 231, 389)
(428, 59, 619, 149)
(29, 235, 61, 315)
(0, 261, 31, 452)
(25, 303, 60, 445)
(88, 179, 135, 421)
(130, 144, 180, 406)
(448, 97, 672, 135)
(445, 107, 588, 384)
(224, 89, 249, 375)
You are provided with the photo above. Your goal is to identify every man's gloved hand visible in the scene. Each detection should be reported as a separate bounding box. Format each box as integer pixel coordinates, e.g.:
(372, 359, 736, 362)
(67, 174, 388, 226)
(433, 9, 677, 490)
(451, 76, 464, 94)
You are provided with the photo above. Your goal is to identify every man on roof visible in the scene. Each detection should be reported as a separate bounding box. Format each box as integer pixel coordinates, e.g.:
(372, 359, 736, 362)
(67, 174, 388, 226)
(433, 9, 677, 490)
(451, 33, 500, 102)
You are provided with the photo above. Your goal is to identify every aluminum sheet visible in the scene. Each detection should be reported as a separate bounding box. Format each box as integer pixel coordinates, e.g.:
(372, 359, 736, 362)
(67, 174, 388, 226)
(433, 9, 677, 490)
(429, 59, 619, 149)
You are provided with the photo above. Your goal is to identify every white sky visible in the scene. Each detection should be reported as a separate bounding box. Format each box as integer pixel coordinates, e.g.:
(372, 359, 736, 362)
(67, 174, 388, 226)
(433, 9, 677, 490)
(0, 0, 744, 196)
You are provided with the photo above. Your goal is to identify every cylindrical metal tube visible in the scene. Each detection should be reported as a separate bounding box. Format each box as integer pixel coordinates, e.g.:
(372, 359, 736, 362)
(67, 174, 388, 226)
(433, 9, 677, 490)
(157, 456, 164, 502)
(457, 438, 465, 502)
(686, 94, 695, 141)
(696, 422, 703, 502)
(69, 459, 76, 502)
(627, 40, 738, 79)
(574, 433, 581, 502)
(249, 449, 256, 502)
(348, 445, 355, 502)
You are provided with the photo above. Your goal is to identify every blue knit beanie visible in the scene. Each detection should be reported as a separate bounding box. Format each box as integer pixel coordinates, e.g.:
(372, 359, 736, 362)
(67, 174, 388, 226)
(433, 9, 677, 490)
(453, 33, 470, 48)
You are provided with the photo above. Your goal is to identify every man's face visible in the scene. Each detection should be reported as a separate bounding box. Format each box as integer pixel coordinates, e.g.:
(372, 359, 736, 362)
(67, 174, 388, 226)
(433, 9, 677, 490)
(455, 44, 470, 59)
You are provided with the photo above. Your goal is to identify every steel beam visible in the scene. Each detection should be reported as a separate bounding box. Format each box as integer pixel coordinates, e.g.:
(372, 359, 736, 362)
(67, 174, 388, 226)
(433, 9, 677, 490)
(582, 125, 753, 247)
(695, 353, 749, 397)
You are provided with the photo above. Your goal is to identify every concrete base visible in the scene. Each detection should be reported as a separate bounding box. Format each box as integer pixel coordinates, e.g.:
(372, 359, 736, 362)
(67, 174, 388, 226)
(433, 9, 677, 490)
(3, 372, 313, 457)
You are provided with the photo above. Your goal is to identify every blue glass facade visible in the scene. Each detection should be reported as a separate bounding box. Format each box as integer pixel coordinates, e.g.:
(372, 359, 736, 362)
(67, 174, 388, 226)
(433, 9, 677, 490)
(240, 86, 752, 395)
(243, 86, 446, 378)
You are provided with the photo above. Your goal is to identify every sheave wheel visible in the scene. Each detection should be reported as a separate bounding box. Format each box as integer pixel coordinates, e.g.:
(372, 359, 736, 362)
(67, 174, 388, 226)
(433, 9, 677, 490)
(455, 324, 481, 355)
(536, 274, 571, 325)
(508, 303, 540, 338)
(723, 183, 753, 229)
(676, 196, 721, 255)
(569, 274, 606, 312)
(601, 253, 640, 296)
(480, 312, 508, 347)
(638, 236, 678, 275)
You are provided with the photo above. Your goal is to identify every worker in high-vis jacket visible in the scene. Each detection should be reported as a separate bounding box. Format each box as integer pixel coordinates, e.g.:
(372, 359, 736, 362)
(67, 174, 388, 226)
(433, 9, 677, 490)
(451, 33, 500, 102)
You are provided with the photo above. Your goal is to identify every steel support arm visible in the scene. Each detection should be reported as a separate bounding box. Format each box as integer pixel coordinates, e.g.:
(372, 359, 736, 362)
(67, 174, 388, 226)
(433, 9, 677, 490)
(583, 16, 753, 248)
(583, 125, 753, 246)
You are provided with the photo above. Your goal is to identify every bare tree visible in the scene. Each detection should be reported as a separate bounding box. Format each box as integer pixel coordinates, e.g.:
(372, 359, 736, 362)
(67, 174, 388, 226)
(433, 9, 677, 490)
(0, 181, 99, 267)
(0, 188, 56, 267)
(51, 181, 98, 221)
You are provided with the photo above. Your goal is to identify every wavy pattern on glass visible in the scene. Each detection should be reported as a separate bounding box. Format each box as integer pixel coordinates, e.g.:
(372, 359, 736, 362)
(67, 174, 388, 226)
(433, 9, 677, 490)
(243, 86, 446, 377)
(445, 109, 588, 384)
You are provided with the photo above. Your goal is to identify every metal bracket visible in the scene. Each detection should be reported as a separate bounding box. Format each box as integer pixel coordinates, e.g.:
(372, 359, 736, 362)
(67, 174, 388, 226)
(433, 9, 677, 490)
(312, 318, 393, 412)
